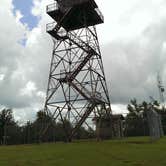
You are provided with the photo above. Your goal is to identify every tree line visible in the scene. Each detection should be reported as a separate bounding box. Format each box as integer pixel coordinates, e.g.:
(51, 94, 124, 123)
(0, 98, 166, 145)
(0, 109, 95, 145)
(125, 99, 166, 137)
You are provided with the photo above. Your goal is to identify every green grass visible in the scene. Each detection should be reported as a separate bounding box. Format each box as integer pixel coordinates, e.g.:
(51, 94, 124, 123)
(0, 137, 166, 166)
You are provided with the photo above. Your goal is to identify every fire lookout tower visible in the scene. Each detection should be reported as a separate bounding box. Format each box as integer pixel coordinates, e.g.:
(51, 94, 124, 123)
(42, 0, 111, 141)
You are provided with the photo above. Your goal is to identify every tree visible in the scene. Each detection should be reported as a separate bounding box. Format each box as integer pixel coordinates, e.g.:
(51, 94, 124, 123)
(32, 110, 57, 143)
(125, 99, 149, 136)
(0, 108, 17, 144)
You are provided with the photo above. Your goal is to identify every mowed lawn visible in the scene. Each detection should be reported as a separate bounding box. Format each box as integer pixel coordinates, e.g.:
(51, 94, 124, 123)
(0, 137, 166, 166)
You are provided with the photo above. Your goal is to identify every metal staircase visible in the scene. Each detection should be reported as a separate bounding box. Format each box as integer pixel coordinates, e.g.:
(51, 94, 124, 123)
(60, 49, 95, 82)
(70, 102, 97, 138)
(69, 79, 105, 104)
(48, 7, 103, 102)
(47, 7, 73, 40)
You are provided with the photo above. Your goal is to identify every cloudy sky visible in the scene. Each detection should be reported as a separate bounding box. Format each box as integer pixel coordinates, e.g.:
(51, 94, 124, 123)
(0, 0, 166, 122)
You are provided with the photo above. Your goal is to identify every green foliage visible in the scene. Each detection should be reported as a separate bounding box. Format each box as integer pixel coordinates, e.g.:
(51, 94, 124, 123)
(0, 109, 18, 144)
(0, 109, 15, 126)
(0, 109, 95, 145)
(125, 99, 149, 136)
(125, 98, 166, 137)
(36, 110, 53, 123)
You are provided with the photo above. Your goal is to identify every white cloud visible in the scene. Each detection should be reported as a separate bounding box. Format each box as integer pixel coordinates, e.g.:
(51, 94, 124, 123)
(96, 0, 166, 43)
(0, 74, 5, 81)
(15, 10, 23, 23)
(0, 0, 166, 121)
(20, 81, 37, 96)
(111, 104, 128, 115)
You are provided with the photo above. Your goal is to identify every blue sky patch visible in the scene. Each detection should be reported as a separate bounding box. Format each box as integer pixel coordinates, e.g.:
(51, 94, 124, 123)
(12, 0, 39, 30)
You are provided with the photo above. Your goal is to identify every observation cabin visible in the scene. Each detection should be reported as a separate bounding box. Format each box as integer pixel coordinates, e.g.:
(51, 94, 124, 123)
(46, 0, 104, 32)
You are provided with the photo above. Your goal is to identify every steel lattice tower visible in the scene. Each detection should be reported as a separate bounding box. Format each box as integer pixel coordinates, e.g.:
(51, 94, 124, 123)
(157, 73, 165, 106)
(41, 0, 111, 141)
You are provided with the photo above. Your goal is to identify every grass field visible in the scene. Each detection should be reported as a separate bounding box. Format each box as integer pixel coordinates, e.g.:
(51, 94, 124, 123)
(0, 137, 166, 166)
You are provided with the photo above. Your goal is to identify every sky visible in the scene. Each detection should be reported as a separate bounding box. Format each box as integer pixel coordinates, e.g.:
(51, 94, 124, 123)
(13, 0, 39, 30)
(0, 0, 166, 122)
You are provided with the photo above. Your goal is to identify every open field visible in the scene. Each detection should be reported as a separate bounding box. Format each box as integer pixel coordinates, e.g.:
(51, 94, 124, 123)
(0, 137, 166, 166)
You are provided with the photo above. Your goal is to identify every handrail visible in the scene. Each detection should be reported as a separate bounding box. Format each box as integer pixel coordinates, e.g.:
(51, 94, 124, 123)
(46, 22, 56, 32)
(46, 2, 58, 13)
